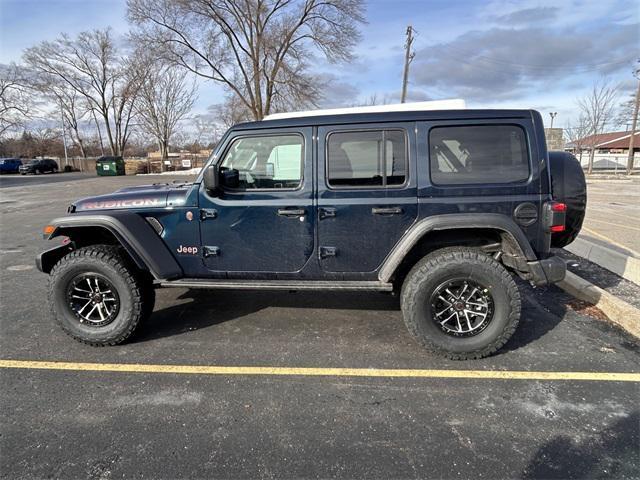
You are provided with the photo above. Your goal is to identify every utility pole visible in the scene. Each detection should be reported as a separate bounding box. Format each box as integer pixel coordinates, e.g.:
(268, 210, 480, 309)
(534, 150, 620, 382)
(549, 112, 557, 129)
(59, 99, 69, 167)
(627, 74, 640, 175)
(400, 26, 415, 103)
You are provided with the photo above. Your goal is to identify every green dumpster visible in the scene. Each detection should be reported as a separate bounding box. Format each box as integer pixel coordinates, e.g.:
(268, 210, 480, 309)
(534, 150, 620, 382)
(96, 156, 125, 176)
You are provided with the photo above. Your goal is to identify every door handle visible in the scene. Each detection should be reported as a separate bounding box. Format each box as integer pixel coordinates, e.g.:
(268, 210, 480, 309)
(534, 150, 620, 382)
(372, 207, 403, 215)
(319, 207, 336, 220)
(277, 208, 305, 217)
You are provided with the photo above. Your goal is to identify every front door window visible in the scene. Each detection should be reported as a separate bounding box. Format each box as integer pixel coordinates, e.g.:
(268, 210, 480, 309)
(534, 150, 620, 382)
(220, 135, 303, 190)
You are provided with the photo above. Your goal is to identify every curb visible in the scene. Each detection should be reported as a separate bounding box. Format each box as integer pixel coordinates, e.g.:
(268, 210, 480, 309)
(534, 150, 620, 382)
(566, 237, 640, 285)
(557, 271, 640, 339)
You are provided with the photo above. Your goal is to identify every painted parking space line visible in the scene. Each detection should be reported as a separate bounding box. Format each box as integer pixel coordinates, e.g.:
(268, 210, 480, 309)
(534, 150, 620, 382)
(582, 227, 640, 257)
(1, 360, 639, 382)
(586, 218, 640, 232)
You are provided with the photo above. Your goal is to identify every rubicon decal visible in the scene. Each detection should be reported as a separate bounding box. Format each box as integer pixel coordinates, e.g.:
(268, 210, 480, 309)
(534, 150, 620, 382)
(82, 198, 163, 209)
(177, 245, 199, 255)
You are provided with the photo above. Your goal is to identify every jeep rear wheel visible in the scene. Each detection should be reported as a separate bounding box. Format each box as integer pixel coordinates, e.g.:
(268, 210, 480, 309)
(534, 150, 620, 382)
(401, 247, 521, 360)
(49, 245, 152, 346)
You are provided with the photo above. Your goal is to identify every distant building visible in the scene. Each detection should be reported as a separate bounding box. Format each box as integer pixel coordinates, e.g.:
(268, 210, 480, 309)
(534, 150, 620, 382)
(147, 151, 181, 159)
(544, 128, 564, 151)
(565, 131, 640, 155)
(565, 131, 639, 170)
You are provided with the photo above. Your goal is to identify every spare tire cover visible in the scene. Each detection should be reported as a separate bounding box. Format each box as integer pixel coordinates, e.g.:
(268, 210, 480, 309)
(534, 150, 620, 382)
(549, 151, 587, 247)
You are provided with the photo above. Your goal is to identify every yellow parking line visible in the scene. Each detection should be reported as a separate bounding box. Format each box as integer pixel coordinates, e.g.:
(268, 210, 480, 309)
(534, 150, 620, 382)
(586, 218, 640, 232)
(0, 359, 638, 382)
(582, 227, 640, 257)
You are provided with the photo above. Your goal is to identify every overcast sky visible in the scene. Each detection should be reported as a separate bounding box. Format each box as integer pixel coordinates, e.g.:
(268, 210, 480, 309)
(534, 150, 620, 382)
(1, 0, 638, 128)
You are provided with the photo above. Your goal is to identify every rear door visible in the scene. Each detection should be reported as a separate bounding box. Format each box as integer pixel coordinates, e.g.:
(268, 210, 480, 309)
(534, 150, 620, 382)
(317, 123, 418, 273)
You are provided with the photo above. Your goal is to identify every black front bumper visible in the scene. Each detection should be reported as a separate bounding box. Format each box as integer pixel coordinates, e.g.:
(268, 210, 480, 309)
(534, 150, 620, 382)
(527, 255, 566, 286)
(36, 244, 72, 274)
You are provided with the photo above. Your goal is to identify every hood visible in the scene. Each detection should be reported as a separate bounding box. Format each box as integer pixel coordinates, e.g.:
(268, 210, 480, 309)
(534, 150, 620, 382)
(72, 182, 193, 212)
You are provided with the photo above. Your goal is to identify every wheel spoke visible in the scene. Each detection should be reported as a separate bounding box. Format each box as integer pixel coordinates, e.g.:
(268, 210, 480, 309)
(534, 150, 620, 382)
(440, 311, 457, 325)
(444, 288, 457, 298)
(96, 303, 106, 321)
(438, 295, 452, 305)
(71, 294, 91, 300)
(465, 309, 487, 319)
(464, 287, 478, 302)
(466, 300, 487, 308)
(435, 305, 454, 317)
(86, 304, 98, 319)
(77, 299, 93, 314)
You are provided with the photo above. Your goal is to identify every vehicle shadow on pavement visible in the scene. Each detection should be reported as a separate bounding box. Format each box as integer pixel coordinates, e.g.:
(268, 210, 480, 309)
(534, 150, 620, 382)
(521, 411, 639, 479)
(134, 289, 401, 343)
(498, 281, 567, 353)
(133, 284, 576, 354)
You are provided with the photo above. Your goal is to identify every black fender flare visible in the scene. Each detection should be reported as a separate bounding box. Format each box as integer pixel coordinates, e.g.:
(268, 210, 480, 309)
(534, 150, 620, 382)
(40, 212, 183, 280)
(378, 213, 536, 283)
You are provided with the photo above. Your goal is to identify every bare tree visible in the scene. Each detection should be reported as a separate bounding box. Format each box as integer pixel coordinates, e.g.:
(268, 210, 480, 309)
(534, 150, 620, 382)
(135, 61, 197, 170)
(23, 29, 142, 156)
(0, 64, 32, 137)
(211, 93, 254, 129)
(127, 0, 365, 120)
(577, 79, 619, 174)
(192, 114, 219, 148)
(564, 115, 591, 163)
(27, 73, 90, 158)
(615, 94, 636, 130)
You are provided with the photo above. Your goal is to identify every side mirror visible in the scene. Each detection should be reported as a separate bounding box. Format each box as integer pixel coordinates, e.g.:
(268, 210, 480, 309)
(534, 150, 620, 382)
(220, 167, 240, 189)
(203, 164, 219, 194)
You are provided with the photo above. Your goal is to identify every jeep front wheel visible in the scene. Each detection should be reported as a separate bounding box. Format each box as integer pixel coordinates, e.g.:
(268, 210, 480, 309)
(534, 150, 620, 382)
(400, 247, 521, 360)
(48, 245, 151, 346)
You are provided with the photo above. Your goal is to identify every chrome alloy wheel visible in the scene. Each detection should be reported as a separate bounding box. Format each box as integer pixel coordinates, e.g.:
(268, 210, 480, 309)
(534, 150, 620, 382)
(430, 279, 494, 337)
(65, 274, 120, 327)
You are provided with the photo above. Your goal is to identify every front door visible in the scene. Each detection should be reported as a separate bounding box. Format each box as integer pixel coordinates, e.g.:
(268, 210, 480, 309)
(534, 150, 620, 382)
(199, 127, 314, 274)
(317, 123, 418, 273)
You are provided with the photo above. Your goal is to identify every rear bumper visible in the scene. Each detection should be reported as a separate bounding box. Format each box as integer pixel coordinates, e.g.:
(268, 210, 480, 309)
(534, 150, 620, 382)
(527, 255, 566, 286)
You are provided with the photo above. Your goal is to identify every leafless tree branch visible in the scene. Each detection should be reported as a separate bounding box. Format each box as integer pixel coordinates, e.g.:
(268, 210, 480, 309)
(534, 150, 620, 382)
(127, 0, 365, 120)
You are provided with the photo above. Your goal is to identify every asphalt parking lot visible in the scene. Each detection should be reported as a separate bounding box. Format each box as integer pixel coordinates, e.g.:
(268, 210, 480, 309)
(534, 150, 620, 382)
(1, 174, 638, 479)
(579, 179, 640, 257)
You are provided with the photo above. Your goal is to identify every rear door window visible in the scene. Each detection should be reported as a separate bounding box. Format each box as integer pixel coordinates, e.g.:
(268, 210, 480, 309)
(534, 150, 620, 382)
(429, 125, 529, 185)
(327, 130, 407, 188)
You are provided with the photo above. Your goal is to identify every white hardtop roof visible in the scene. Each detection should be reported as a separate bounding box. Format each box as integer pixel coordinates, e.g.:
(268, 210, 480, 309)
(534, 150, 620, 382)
(262, 99, 466, 121)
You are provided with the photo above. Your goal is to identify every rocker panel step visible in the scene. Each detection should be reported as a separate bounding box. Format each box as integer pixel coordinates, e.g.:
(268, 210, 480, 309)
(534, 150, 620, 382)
(160, 279, 393, 291)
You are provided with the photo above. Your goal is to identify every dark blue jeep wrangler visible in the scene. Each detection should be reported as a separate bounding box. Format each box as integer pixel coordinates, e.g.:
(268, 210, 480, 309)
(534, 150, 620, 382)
(37, 106, 585, 359)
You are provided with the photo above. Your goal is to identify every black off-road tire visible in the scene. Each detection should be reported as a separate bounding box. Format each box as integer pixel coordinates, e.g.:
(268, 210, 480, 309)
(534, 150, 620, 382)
(48, 245, 152, 346)
(400, 247, 521, 360)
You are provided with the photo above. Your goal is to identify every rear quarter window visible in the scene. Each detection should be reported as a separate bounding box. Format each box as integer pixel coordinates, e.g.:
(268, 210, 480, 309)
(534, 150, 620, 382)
(429, 125, 530, 185)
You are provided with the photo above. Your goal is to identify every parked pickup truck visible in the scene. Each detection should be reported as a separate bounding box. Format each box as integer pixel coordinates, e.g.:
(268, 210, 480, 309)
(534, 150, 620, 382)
(37, 103, 586, 359)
